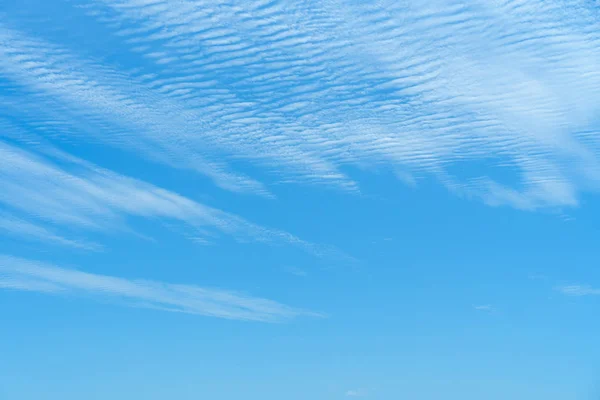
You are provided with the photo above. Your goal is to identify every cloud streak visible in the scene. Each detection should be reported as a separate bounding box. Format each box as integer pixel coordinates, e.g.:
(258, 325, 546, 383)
(556, 285, 600, 297)
(346, 389, 368, 397)
(0, 138, 339, 257)
(0, 212, 102, 251)
(0, 255, 320, 322)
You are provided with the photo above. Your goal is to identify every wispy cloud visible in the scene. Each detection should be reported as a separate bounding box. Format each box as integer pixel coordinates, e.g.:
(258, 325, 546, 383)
(0, 25, 268, 196)
(0, 139, 340, 257)
(346, 389, 367, 397)
(473, 304, 493, 312)
(0, 255, 321, 322)
(0, 212, 102, 251)
(75, 0, 600, 209)
(556, 285, 600, 297)
(2, 2, 600, 210)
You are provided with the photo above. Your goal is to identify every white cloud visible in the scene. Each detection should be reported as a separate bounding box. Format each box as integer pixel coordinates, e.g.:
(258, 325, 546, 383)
(0, 212, 102, 251)
(0, 139, 244, 234)
(0, 139, 342, 258)
(0, 25, 268, 196)
(79, 0, 600, 209)
(473, 304, 493, 312)
(0, 255, 321, 322)
(346, 389, 367, 397)
(2, 2, 600, 210)
(556, 285, 600, 296)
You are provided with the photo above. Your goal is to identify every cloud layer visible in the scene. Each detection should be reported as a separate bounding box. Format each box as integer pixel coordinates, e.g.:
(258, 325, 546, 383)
(0, 0, 591, 209)
(2, 0, 600, 322)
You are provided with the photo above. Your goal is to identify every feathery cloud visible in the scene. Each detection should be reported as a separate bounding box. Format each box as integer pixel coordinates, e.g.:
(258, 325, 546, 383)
(2, 2, 600, 211)
(0, 212, 102, 251)
(0, 25, 269, 196)
(0, 139, 339, 257)
(79, 0, 600, 209)
(0, 255, 321, 322)
(556, 285, 600, 297)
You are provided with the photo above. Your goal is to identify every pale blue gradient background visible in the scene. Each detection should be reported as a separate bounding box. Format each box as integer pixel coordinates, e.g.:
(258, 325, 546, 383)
(2, 1, 600, 399)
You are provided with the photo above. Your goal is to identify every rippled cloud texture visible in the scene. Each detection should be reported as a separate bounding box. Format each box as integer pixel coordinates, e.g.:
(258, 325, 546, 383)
(2, 0, 600, 319)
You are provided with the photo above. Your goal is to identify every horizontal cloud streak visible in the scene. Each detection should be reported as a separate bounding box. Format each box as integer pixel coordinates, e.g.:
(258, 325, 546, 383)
(0, 139, 341, 258)
(0, 212, 102, 251)
(0, 255, 320, 322)
(556, 285, 600, 297)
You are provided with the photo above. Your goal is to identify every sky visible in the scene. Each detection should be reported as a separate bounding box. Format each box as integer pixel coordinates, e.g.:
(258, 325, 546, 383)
(1, 0, 600, 399)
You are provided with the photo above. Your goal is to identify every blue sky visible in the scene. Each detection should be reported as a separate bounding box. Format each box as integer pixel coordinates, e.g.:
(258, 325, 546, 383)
(1, 0, 600, 399)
